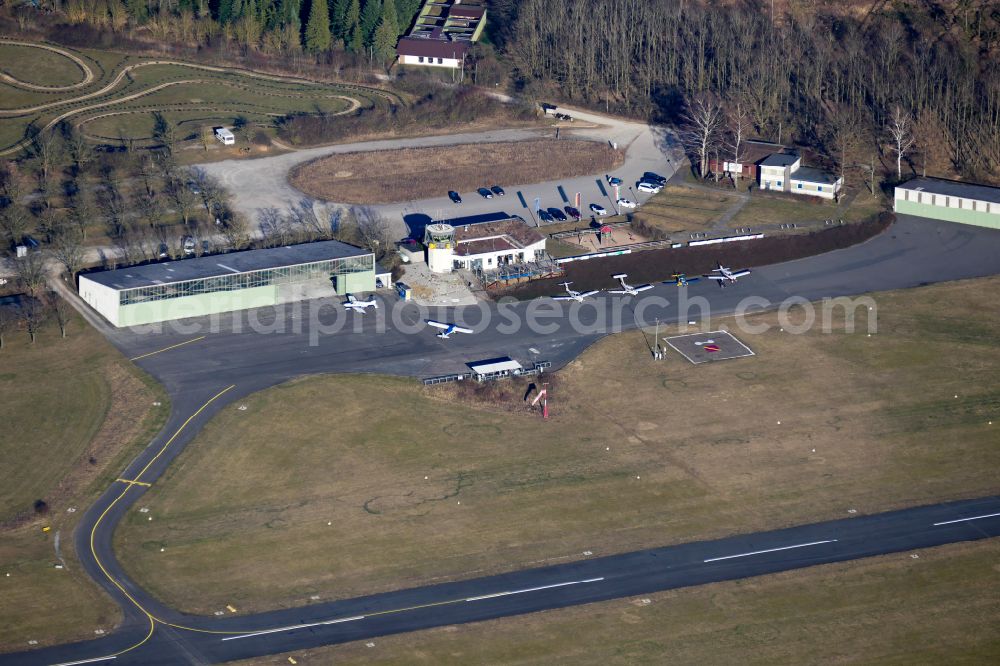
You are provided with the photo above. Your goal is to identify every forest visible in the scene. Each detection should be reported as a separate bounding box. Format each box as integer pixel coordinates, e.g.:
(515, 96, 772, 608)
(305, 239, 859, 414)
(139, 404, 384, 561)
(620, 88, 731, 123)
(3, 0, 997, 182)
(501, 0, 1000, 182)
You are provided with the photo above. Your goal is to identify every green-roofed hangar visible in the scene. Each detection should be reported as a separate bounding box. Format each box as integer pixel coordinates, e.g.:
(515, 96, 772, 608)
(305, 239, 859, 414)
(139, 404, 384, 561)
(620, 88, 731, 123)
(79, 240, 375, 327)
(894, 177, 1000, 229)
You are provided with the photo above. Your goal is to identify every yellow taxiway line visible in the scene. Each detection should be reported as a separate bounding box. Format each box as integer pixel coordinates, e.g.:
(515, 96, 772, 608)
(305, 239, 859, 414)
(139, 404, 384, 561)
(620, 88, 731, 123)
(129, 336, 206, 362)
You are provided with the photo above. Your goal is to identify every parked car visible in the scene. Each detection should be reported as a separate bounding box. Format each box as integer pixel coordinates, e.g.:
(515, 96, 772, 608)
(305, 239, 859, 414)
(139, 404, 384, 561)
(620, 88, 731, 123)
(547, 207, 568, 221)
(491, 185, 505, 196)
(538, 210, 554, 222)
(182, 235, 196, 254)
(589, 203, 608, 216)
(564, 206, 581, 220)
(448, 191, 462, 204)
(637, 181, 662, 194)
(477, 187, 494, 199)
(617, 198, 637, 209)
(642, 171, 667, 186)
(606, 175, 622, 186)
(158, 243, 169, 258)
(555, 113, 574, 122)
(187, 180, 201, 195)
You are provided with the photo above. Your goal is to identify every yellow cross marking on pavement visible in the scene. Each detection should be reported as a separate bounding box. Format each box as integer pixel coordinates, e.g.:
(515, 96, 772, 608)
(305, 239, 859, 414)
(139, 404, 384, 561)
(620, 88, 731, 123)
(116, 478, 152, 487)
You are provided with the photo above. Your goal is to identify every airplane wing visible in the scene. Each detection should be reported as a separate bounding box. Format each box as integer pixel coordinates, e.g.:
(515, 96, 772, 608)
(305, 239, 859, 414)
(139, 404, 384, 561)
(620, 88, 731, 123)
(730, 269, 752, 278)
(634, 284, 654, 292)
(452, 326, 474, 334)
(552, 295, 576, 301)
(580, 290, 600, 297)
(426, 320, 449, 330)
(684, 276, 701, 284)
(704, 274, 726, 280)
(607, 289, 630, 294)
(346, 295, 357, 303)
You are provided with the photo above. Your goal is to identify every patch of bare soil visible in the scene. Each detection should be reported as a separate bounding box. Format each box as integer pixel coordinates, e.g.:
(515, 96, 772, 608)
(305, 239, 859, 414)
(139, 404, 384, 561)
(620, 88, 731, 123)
(288, 139, 624, 205)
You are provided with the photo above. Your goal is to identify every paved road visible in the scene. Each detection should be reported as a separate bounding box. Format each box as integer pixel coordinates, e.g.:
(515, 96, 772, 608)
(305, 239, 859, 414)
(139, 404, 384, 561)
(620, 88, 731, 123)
(197, 105, 679, 238)
(4, 215, 1000, 665)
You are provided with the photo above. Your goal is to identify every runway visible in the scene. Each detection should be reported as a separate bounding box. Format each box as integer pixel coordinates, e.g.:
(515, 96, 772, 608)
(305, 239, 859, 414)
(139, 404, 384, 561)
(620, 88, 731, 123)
(3, 214, 1000, 664)
(6, 498, 1000, 665)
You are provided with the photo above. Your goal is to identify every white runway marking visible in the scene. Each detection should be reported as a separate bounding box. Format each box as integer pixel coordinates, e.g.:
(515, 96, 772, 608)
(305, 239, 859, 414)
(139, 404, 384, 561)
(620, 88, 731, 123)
(465, 577, 605, 602)
(933, 511, 1000, 526)
(704, 540, 838, 563)
(50, 656, 116, 666)
(221, 616, 365, 641)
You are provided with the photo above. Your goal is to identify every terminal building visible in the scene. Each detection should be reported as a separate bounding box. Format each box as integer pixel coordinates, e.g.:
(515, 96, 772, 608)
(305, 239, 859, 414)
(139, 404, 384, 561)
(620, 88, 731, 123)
(894, 177, 1000, 229)
(424, 218, 546, 273)
(79, 240, 375, 327)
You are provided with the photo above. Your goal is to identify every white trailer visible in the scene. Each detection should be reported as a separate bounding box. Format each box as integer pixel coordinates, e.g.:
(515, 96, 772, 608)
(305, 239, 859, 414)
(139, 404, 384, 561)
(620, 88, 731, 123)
(215, 127, 235, 145)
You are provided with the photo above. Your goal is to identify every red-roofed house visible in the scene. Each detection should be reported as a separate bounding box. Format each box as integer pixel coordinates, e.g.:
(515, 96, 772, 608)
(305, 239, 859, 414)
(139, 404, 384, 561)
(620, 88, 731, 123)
(397, 1, 487, 70)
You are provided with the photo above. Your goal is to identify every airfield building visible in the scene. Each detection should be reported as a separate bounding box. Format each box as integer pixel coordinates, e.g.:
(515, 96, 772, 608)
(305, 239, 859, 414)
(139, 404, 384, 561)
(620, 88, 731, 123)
(894, 177, 1000, 230)
(79, 240, 375, 327)
(424, 218, 546, 273)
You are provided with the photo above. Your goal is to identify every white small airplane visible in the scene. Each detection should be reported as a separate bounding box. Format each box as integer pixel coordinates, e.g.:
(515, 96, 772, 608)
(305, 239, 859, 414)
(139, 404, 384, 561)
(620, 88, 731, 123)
(704, 262, 752, 286)
(608, 273, 654, 296)
(427, 320, 474, 339)
(552, 281, 600, 302)
(342, 294, 378, 312)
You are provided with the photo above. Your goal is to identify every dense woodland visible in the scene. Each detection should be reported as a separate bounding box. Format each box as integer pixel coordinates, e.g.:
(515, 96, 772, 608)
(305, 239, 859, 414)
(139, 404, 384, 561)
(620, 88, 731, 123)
(502, 0, 1000, 182)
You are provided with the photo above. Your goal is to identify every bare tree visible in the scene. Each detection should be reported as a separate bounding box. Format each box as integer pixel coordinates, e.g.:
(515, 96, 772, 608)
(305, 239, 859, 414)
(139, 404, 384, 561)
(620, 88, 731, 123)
(51, 221, 87, 279)
(288, 199, 328, 241)
(724, 101, 753, 184)
(15, 251, 47, 297)
(0, 305, 12, 350)
(679, 96, 723, 179)
(1, 201, 30, 248)
(887, 105, 916, 180)
(45, 291, 72, 338)
(20, 297, 48, 344)
(826, 107, 865, 185)
(257, 207, 290, 246)
(220, 213, 251, 250)
(353, 207, 393, 261)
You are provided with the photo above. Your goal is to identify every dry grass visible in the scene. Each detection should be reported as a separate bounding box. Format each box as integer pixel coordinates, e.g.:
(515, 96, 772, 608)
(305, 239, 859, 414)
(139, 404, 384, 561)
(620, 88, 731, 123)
(0, 313, 168, 653)
(632, 185, 740, 233)
(288, 139, 624, 205)
(233, 539, 1000, 665)
(114, 276, 1000, 617)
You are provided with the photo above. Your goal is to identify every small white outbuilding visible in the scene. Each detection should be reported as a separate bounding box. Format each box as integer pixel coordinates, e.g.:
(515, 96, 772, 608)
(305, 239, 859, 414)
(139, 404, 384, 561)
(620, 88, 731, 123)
(215, 127, 235, 145)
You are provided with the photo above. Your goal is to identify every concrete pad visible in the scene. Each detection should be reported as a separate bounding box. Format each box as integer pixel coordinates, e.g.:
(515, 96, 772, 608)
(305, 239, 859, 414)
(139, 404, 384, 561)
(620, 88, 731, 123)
(664, 330, 755, 364)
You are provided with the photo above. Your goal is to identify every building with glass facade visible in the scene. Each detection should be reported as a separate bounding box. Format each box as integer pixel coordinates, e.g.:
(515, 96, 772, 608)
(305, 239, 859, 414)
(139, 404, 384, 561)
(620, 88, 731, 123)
(79, 240, 375, 327)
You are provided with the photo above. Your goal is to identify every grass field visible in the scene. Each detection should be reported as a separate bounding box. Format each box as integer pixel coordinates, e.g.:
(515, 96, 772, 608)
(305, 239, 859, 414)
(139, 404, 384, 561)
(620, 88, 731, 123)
(0, 311, 168, 652)
(729, 189, 885, 229)
(0, 41, 394, 156)
(0, 43, 88, 88)
(234, 539, 1000, 665)
(288, 139, 625, 205)
(632, 185, 741, 233)
(115, 276, 1000, 617)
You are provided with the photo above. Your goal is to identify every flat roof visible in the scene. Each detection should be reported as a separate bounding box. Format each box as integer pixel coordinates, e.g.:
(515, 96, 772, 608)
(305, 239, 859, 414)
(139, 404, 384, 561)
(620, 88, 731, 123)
(82, 240, 371, 291)
(468, 357, 522, 375)
(895, 177, 1000, 205)
(759, 153, 800, 167)
(790, 166, 840, 185)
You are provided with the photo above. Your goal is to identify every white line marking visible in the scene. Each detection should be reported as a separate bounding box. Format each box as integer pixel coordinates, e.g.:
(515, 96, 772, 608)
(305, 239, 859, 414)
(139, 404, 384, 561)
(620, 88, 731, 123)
(465, 577, 605, 602)
(50, 656, 116, 666)
(221, 616, 365, 641)
(216, 263, 240, 273)
(933, 512, 1000, 526)
(704, 540, 838, 563)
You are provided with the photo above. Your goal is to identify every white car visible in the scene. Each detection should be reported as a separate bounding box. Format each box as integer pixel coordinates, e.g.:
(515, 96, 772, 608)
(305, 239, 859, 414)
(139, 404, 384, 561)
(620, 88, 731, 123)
(617, 198, 637, 209)
(589, 203, 607, 216)
(637, 181, 662, 194)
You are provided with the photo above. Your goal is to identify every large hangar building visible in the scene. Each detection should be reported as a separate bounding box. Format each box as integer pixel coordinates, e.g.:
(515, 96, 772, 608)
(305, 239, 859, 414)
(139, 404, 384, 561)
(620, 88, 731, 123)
(894, 177, 1000, 229)
(79, 240, 375, 327)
